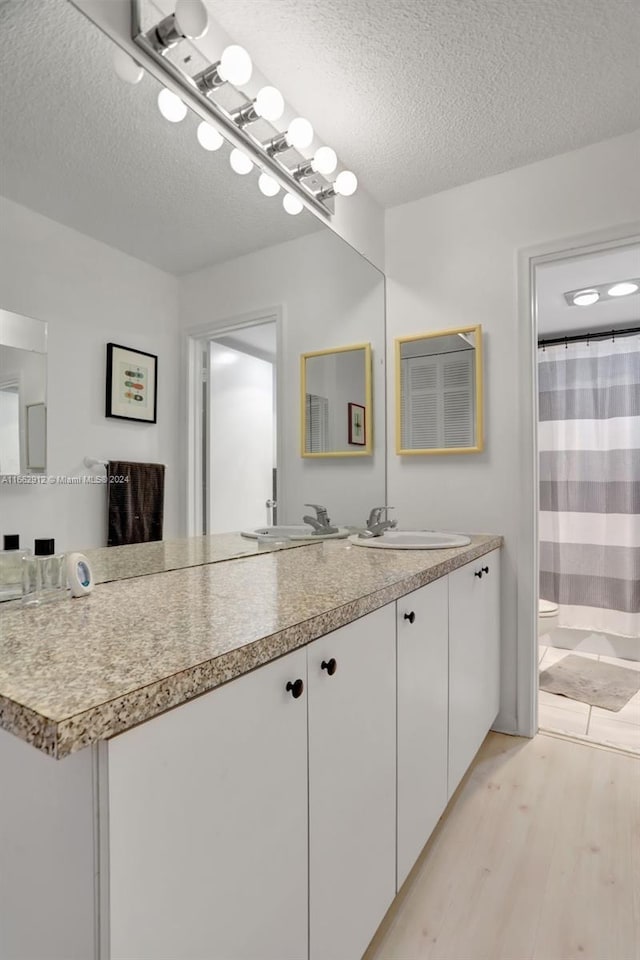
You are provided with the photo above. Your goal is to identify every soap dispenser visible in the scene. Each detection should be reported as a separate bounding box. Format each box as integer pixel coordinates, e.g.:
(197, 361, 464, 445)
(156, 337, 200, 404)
(22, 539, 69, 606)
(0, 535, 31, 602)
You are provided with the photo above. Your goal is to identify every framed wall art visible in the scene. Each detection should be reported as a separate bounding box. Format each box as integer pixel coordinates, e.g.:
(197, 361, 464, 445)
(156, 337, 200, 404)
(106, 343, 157, 423)
(348, 401, 366, 445)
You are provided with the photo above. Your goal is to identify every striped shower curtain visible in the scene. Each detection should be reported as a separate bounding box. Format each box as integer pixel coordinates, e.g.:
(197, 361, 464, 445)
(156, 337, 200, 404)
(538, 335, 640, 638)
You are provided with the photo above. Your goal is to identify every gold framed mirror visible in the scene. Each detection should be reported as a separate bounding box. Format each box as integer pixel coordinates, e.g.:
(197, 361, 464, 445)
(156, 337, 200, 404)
(395, 325, 483, 455)
(301, 342, 373, 457)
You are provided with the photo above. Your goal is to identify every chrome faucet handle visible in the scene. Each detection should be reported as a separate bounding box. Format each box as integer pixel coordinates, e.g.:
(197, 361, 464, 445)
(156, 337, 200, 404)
(366, 506, 395, 528)
(304, 503, 330, 524)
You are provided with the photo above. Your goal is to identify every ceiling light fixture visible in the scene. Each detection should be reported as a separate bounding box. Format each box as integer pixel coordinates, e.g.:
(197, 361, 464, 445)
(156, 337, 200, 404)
(130, 0, 360, 218)
(565, 277, 640, 307)
(608, 281, 639, 297)
(572, 289, 600, 307)
(147, 0, 208, 53)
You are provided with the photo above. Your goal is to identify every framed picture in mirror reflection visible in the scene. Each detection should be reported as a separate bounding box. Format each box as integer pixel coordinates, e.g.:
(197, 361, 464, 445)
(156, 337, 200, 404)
(106, 343, 157, 423)
(348, 402, 366, 445)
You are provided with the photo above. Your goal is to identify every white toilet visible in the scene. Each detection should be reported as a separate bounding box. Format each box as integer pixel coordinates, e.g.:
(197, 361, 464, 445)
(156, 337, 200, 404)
(538, 598, 559, 638)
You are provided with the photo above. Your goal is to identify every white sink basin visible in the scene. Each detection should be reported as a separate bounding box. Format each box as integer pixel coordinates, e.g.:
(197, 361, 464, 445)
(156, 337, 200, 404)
(351, 531, 472, 550)
(241, 525, 350, 541)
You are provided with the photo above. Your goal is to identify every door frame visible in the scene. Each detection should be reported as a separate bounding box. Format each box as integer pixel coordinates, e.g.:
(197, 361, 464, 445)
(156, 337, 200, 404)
(183, 306, 284, 537)
(516, 221, 640, 737)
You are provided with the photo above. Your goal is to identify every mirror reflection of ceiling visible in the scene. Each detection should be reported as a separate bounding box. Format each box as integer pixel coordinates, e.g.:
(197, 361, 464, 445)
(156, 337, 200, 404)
(0, 0, 321, 275)
(537, 244, 640, 337)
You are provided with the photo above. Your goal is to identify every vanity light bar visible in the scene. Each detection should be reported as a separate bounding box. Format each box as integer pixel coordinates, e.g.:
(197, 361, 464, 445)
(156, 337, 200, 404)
(129, 0, 358, 219)
(564, 277, 640, 307)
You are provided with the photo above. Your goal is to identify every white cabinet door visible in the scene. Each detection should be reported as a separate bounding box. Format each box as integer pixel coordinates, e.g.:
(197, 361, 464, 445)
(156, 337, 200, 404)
(448, 549, 501, 797)
(108, 648, 308, 960)
(396, 575, 449, 889)
(307, 605, 396, 960)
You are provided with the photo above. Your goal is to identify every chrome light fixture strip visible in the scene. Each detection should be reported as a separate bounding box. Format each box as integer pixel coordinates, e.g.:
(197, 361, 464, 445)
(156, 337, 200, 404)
(130, 0, 333, 219)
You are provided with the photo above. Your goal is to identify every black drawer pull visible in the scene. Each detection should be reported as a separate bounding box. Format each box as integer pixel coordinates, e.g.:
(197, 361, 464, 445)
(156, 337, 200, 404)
(482, 565, 489, 574)
(404, 611, 416, 624)
(286, 678, 304, 699)
(474, 570, 483, 579)
(321, 658, 337, 676)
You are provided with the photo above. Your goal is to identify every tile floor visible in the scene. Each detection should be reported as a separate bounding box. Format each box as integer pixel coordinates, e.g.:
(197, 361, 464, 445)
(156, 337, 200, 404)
(538, 642, 640, 754)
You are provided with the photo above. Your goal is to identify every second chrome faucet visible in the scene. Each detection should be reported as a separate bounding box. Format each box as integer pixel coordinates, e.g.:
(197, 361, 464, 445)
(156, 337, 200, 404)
(359, 507, 397, 538)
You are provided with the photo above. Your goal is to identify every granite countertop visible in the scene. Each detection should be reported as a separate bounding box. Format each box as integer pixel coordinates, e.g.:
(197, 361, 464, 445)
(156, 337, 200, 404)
(0, 534, 501, 759)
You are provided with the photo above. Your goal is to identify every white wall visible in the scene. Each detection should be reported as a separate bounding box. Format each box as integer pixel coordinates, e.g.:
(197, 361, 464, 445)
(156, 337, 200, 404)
(0, 197, 181, 551)
(181, 229, 386, 527)
(209, 343, 273, 531)
(70, 0, 385, 271)
(385, 130, 640, 735)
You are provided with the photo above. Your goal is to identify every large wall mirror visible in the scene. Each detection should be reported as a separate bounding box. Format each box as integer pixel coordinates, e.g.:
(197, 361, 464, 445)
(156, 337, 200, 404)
(0, 0, 386, 570)
(0, 310, 47, 475)
(301, 344, 372, 457)
(396, 325, 483, 455)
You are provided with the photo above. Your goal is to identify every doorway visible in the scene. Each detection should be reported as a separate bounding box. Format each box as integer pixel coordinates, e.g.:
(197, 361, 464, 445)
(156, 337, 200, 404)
(187, 312, 280, 537)
(532, 242, 640, 753)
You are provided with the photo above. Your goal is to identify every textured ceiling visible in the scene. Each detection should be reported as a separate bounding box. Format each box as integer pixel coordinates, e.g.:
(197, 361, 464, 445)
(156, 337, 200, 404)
(2, 0, 639, 275)
(0, 0, 320, 275)
(207, 0, 640, 206)
(537, 244, 640, 337)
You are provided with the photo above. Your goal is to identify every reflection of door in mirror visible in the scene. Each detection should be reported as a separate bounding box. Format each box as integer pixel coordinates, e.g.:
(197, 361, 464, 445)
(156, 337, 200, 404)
(301, 344, 372, 457)
(204, 319, 278, 533)
(0, 313, 48, 475)
(396, 326, 483, 455)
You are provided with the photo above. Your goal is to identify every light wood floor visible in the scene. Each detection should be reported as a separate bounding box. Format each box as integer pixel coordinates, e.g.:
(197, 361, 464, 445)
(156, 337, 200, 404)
(365, 731, 640, 960)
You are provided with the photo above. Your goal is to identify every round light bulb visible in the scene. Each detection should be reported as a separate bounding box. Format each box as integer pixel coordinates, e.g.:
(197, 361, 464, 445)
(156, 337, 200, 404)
(572, 289, 599, 307)
(311, 146, 338, 175)
(157, 88, 187, 122)
(254, 86, 285, 122)
(229, 148, 254, 175)
(258, 173, 280, 197)
(112, 48, 144, 85)
(197, 121, 223, 151)
(285, 117, 314, 150)
(608, 281, 639, 297)
(174, 0, 209, 39)
(334, 170, 358, 197)
(283, 193, 303, 216)
(218, 45, 253, 86)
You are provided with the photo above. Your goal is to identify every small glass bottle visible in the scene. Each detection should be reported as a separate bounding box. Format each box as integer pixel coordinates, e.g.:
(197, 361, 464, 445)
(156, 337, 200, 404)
(0, 535, 31, 602)
(22, 538, 69, 606)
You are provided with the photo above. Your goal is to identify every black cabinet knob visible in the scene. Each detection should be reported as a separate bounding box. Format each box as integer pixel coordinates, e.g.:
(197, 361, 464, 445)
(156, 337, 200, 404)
(321, 658, 337, 676)
(482, 565, 489, 574)
(286, 678, 304, 699)
(474, 569, 483, 578)
(404, 611, 416, 624)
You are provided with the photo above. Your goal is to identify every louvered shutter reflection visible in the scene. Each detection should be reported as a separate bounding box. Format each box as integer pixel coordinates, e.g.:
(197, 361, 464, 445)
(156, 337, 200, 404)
(305, 393, 330, 452)
(401, 352, 474, 448)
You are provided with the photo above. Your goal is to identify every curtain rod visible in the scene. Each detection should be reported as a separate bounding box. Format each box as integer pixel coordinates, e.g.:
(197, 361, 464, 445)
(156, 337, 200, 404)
(538, 325, 640, 349)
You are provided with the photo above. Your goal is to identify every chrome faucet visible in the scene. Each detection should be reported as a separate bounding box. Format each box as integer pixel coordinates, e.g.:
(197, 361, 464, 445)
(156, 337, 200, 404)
(302, 503, 339, 535)
(359, 506, 397, 538)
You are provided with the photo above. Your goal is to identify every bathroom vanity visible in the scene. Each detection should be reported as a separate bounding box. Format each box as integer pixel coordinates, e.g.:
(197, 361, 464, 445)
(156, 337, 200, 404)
(0, 534, 501, 960)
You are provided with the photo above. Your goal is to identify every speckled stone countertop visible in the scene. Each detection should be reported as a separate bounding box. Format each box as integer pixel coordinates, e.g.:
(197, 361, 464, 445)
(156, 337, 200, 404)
(0, 534, 501, 759)
(85, 532, 313, 584)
